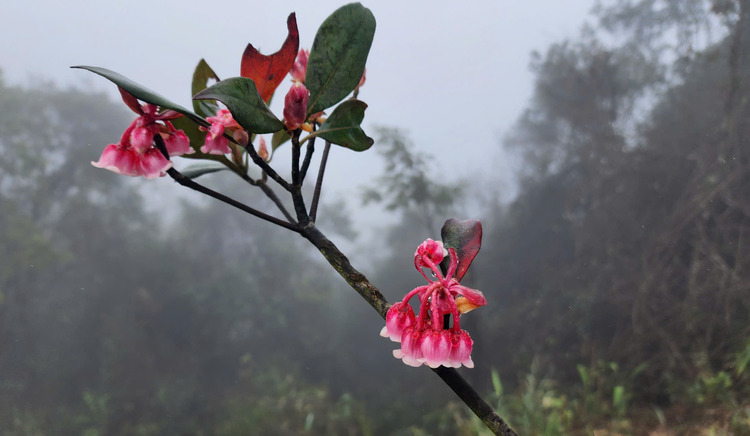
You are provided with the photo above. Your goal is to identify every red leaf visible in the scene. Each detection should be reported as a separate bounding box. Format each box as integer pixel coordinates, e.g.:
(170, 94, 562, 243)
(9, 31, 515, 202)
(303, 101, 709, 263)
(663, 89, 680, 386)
(240, 13, 299, 103)
(440, 219, 483, 281)
(118, 87, 143, 115)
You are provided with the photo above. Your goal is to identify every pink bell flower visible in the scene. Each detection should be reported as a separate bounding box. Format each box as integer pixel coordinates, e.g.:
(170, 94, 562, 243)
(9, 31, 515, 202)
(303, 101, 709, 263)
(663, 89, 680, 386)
(384, 239, 487, 369)
(92, 88, 191, 178)
(283, 82, 309, 131)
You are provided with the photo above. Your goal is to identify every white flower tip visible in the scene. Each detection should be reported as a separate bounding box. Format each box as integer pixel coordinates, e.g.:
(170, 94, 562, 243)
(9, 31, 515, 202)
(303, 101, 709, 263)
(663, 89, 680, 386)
(379, 326, 389, 337)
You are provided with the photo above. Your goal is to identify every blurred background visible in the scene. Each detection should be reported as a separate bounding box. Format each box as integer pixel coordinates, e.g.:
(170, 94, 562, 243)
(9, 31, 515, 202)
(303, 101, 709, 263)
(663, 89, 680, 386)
(1, 0, 750, 434)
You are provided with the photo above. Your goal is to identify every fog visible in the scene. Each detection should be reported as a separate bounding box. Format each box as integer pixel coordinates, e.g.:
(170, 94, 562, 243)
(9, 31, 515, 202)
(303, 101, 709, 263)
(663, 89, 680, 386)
(2, 1, 749, 435)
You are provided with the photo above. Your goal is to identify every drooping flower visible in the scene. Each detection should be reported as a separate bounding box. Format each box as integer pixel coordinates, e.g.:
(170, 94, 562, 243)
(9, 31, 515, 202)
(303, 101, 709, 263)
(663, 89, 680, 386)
(92, 88, 192, 178)
(381, 238, 487, 369)
(283, 82, 309, 131)
(289, 49, 309, 83)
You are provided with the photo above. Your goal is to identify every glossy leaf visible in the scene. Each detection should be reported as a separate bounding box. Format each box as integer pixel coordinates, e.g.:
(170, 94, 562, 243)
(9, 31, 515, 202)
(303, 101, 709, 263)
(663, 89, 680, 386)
(194, 77, 284, 134)
(71, 66, 205, 125)
(316, 99, 373, 151)
(181, 162, 229, 179)
(306, 3, 375, 115)
(240, 13, 299, 103)
(191, 59, 220, 117)
(440, 219, 482, 281)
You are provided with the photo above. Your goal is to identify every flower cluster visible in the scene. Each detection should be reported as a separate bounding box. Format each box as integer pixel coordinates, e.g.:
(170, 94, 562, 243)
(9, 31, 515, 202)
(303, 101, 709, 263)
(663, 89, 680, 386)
(200, 108, 248, 155)
(92, 89, 192, 178)
(381, 239, 487, 368)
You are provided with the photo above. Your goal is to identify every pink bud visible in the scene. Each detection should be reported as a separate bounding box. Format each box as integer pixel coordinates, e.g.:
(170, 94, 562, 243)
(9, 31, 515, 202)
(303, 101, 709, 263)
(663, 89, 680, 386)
(283, 82, 309, 130)
(289, 49, 309, 82)
(356, 68, 366, 91)
(257, 136, 269, 161)
(414, 239, 446, 270)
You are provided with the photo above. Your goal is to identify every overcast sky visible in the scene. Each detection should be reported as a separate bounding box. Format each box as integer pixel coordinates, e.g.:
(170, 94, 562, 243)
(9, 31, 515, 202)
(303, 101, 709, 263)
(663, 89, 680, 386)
(0, 0, 595, 238)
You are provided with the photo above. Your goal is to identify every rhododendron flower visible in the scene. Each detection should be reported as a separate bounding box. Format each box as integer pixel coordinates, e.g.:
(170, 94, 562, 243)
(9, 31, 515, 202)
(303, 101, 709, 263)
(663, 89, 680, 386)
(92, 89, 192, 178)
(201, 108, 245, 155)
(289, 49, 309, 82)
(381, 238, 487, 368)
(283, 82, 309, 130)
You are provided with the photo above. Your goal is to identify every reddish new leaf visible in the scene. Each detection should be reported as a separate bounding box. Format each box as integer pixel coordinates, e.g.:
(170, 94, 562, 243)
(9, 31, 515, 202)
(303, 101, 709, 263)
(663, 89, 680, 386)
(118, 87, 144, 115)
(440, 219, 483, 281)
(240, 13, 299, 103)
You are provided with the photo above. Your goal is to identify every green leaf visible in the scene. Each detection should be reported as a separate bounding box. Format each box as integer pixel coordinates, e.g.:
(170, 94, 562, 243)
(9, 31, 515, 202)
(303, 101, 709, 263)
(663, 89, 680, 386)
(180, 162, 229, 179)
(306, 3, 375, 115)
(491, 369, 503, 397)
(316, 99, 373, 151)
(71, 66, 205, 125)
(191, 59, 220, 118)
(194, 77, 284, 134)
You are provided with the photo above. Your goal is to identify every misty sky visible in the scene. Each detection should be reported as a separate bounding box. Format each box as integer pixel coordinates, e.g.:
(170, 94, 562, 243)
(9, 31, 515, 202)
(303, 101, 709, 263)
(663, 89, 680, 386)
(1, 0, 594, 234)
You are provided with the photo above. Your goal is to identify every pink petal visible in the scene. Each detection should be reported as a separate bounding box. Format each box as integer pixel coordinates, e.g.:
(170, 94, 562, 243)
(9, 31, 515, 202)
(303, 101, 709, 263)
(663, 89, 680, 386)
(91, 144, 139, 176)
(138, 148, 172, 179)
(130, 125, 156, 154)
(289, 49, 309, 82)
(448, 330, 474, 369)
(164, 130, 193, 156)
(450, 282, 487, 308)
(200, 131, 231, 155)
(397, 327, 424, 367)
(420, 330, 452, 368)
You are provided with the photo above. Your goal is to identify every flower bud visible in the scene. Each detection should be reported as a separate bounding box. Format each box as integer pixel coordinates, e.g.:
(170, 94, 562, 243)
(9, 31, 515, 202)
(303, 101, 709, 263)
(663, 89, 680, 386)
(289, 49, 309, 82)
(283, 82, 309, 130)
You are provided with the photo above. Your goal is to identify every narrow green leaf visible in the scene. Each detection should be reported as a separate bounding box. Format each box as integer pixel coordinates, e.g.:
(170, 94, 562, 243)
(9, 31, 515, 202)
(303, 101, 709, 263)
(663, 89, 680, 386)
(194, 77, 284, 134)
(316, 99, 373, 151)
(71, 66, 205, 125)
(181, 162, 229, 179)
(191, 59, 220, 117)
(306, 3, 375, 115)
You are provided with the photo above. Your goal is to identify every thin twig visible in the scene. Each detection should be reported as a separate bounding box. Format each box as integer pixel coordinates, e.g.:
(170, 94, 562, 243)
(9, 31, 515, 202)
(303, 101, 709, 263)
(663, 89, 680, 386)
(291, 130, 301, 186)
(153, 135, 300, 232)
(258, 181, 297, 224)
(244, 140, 291, 191)
(309, 141, 331, 222)
(300, 129, 317, 182)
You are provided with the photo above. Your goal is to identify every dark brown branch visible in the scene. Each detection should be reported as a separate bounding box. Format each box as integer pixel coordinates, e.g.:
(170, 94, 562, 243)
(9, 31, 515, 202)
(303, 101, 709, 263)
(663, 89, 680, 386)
(309, 141, 331, 222)
(291, 130, 302, 186)
(300, 224, 517, 436)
